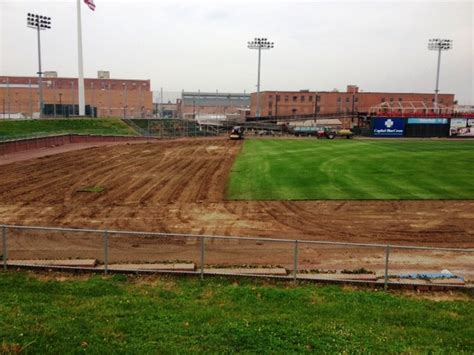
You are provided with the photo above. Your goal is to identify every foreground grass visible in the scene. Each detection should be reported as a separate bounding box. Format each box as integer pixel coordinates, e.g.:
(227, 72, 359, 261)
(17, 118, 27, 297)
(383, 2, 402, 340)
(0, 118, 136, 140)
(0, 272, 473, 353)
(227, 139, 474, 199)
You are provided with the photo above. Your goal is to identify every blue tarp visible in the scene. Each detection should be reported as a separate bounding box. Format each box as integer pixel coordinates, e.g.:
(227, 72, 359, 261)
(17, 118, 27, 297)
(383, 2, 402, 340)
(399, 272, 463, 281)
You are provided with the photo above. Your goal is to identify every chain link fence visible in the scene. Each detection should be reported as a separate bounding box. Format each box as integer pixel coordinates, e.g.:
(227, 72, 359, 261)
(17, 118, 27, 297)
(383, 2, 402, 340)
(1, 225, 472, 289)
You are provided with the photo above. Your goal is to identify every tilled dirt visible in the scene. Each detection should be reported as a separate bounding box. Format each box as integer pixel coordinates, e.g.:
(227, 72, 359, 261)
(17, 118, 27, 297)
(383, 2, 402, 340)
(0, 138, 473, 278)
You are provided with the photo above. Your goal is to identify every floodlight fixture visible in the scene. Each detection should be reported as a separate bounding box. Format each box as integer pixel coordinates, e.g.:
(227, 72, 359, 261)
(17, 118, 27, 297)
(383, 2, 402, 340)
(428, 38, 453, 112)
(247, 37, 275, 117)
(27, 13, 52, 118)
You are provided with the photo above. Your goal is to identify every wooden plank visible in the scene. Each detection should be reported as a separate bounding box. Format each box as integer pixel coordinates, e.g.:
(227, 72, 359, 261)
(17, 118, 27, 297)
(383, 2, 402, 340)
(8, 259, 97, 267)
(103, 263, 196, 271)
(205, 268, 288, 276)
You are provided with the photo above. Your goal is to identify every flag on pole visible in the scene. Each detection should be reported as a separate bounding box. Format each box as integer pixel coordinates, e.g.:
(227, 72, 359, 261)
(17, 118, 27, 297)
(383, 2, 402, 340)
(84, 0, 96, 11)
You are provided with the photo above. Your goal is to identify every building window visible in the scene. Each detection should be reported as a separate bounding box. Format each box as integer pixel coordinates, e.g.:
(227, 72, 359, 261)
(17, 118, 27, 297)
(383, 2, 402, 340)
(276, 95, 280, 101)
(316, 96, 321, 102)
(269, 95, 273, 101)
(301, 96, 305, 102)
(346, 97, 350, 103)
(337, 97, 342, 102)
(390, 97, 394, 102)
(284, 96, 289, 102)
(268, 111, 272, 116)
(316, 106, 320, 113)
(309, 96, 313, 102)
(381, 98, 385, 102)
(269, 102, 273, 108)
(293, 96, 297, 101)
(398, 98, 402, 101)
(354, 97, 358, 102)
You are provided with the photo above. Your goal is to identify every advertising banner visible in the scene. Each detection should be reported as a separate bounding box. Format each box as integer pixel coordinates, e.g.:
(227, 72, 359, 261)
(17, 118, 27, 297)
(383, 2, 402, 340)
(450, 119, 474, 137)
(373, 118, 405, 137)
(407, 118, 448, 125)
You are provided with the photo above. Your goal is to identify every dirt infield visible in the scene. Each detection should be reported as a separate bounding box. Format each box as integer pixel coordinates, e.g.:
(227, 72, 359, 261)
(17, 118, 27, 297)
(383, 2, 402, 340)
(0, 138, 473, 278)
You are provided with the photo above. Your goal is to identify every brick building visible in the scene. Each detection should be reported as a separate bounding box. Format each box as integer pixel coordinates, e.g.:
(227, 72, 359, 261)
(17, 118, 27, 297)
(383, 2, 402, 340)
(250, 85, 455, 117)
(178, 91, 250, 120)
(0, 74, 153, 118)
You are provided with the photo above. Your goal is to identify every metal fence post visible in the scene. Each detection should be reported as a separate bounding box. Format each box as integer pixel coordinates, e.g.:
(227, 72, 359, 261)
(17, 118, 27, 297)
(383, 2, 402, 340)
(200, 236, 205, 279)
(293, 240, 299, 282)
(104, 230, 109, 275)
(384, 245, 390, 289)
(2, 226, 7, 271)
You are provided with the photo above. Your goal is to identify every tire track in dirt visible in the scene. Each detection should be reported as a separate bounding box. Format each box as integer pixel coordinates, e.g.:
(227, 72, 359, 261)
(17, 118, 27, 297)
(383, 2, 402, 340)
(1, 138, 473, 268)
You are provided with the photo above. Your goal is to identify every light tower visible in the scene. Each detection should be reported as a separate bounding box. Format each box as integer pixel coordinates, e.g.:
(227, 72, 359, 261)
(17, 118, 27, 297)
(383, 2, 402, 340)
(248, 38, 274, 118)
(428, 38, 452, 112)
(27, 13, 51, 118)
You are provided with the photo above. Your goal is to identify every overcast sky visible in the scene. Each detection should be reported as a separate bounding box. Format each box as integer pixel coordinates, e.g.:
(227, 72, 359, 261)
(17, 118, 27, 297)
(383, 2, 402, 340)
(0, 0, 473, 103)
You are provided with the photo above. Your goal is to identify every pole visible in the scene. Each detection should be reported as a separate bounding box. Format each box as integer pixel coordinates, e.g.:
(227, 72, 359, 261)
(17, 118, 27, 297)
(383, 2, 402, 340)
(200, 236, 205, 279)
(123, 83, 127, 119)
(160, 87, 163, 118)
(36, 27, 44, 118)
(91, 82, 95, 117)
(53, 81, 57, 117)
(103, 230, 109, 274)
(434, 47, 442, 113)
(59, 93, 62, 116)
(70, 81, 74, 115)
(140, 84, 143, 118)
(29, 79, 33, 118)
(293, 240, 299, 282)
(2, 226, 7, 270)
(6, 78, 10, 119)
(256, 46, 262, 118)
(77, 0, 86, 116)
(108, 84, 112, 117)
(384, 245, 390, 290)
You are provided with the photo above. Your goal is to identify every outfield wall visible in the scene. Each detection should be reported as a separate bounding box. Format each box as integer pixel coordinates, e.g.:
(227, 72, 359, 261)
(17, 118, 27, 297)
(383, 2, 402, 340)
(371, 117, 474, 138)
(0, 134, 154, 156)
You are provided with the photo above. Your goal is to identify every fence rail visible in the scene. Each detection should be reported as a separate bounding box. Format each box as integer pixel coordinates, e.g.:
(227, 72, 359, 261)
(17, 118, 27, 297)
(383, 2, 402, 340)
(1, 224, 473, 289)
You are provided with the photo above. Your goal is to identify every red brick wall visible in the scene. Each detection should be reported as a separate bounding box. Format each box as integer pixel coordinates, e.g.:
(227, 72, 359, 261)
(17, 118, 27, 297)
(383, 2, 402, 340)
(250, 90, 455, 117)
(0, 76, 153, 118)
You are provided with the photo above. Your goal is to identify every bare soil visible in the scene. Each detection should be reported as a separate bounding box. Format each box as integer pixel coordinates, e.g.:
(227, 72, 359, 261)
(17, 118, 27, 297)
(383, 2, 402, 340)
(0, 138, 472, 279)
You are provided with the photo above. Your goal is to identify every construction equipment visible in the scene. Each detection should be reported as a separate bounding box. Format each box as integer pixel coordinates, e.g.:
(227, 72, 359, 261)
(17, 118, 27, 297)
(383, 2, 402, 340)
(229, 126, 244, 140)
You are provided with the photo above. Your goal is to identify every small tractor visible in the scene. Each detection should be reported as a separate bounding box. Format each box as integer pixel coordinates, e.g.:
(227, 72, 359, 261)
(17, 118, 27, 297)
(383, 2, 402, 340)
(229, 126, 244, 140)
(319, 128, 354, 139)
(293, 126, 354, 139)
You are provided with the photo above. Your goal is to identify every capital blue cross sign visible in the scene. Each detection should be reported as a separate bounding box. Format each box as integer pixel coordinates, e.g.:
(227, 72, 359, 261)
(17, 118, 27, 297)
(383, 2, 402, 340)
(372, 118, 406, 137)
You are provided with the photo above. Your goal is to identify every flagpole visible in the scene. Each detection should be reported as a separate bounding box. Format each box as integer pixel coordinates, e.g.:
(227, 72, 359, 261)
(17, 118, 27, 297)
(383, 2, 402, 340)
(77, 0, 85, 116)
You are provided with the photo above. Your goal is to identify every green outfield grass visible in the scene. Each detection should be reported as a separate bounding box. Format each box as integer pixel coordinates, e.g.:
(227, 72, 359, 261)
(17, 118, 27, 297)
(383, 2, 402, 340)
(0, 118, 136, 140)
(0, 272, 473, 353)
(227, 139, 474, 200)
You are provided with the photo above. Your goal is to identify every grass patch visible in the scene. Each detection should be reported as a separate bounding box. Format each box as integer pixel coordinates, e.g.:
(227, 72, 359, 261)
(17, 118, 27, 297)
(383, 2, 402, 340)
(77, 186, 105, 193)
(0, 272, 473, 353)
(0, 118, 136, 140)
(227, 139, 474, 200)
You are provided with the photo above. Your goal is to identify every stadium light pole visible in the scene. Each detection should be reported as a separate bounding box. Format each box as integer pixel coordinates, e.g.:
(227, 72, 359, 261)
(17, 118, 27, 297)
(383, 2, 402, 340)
(27, 13, 51, 118)
(428, 38, 452, 113)
(248, 37, 274, 118)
